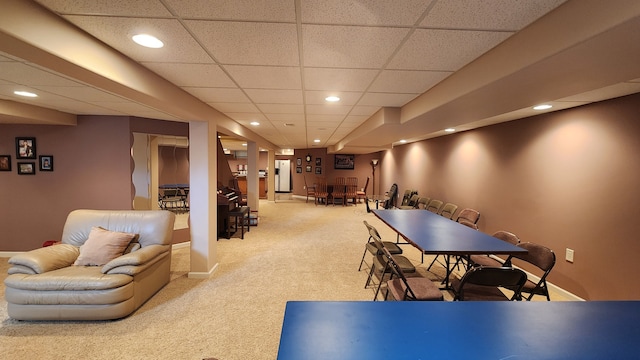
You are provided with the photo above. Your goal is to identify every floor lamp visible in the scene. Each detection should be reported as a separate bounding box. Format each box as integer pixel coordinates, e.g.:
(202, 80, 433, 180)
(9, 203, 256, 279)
(371, 159, 379, 195)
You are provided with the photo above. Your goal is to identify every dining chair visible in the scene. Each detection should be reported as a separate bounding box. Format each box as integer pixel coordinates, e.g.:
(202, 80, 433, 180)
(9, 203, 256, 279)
(451, 266, 527, 301)
(439, 202, 458, 219)
(356, 177, 369, 203)
(504, 242, 556, 301)
(345, 176, 359, 205)
(359, 221, 403, 272)
(380, 247, 443, 302)
(331, 177, 347, 206)
(304, 176, 316, 203)
(415, 197, 430, 209)
(314, 177, 329, 206)
(469, 231, 520, 268)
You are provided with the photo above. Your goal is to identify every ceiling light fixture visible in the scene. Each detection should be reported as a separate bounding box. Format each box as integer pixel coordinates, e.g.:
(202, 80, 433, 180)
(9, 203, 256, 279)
(14, 90, 38, 97)
(250, 121, 260, 126)
(533, 104, 552, 110)
(325, 96, 340, 102)
(132, 34, 164, 48)
(445, 128, 456, 132)
(314, 139, 320, 143)
(399, 139, 407, 143)
(242, 143, 247, 147)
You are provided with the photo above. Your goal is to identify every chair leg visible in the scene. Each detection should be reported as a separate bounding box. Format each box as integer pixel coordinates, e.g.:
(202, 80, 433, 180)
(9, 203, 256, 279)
(358, 248, 369, 271)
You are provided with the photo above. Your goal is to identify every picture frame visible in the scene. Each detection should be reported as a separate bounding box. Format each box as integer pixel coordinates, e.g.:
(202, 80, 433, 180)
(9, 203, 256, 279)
(40, 155, 54, 171)
(315, 166, 322, 175)
(15, 137, 37, 159)
(0, 155, 10, 171)
(306, 165, 312, 172)
(17, 162, 36, 175)
(315, 158, 322, 166)
(296, 166, 302, 174)
(334, 154, 355, 170)
(296, 158, 302, 166)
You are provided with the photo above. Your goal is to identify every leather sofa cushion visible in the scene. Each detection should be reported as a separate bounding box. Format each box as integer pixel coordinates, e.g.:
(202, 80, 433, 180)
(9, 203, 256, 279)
(5, 282, 134, 305)
(5, 266, 132, 291)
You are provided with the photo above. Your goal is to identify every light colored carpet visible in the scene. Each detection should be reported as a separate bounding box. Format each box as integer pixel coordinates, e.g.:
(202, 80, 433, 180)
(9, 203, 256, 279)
(0, 199, 444, 360)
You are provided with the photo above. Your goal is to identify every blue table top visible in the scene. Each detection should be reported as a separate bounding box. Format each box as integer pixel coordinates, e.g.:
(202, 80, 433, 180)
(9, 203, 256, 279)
(277, 301, 640, 360)
(373, 209, 526, 255)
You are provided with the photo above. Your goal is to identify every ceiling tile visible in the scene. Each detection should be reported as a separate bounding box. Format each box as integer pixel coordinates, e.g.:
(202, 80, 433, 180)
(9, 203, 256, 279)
(303, 68, 378, 91)
(302, 25, 409, 68)
(350, 105, 382, 116)
(343, 115, 370, 125)
(388, 29, 512, 71)
(186, 21, 299, 66)
(143, 63, 236, 87)
(306, 104, 351, 115)
(306, 114, 345, 122)
(369, 70, 451, 93)
(358, 93, 418, 107)
(209, 102, 258, 113)
(265, 114, 305, 122)
(63, 16, 212, 63)
(256, 104, 304, 114)
(182, 88, 249, 103)
(301, 0, 431, 26)
(421, 0, 567, 31)
(224, 113, 268, 122)
(35, 0, 172, 16)
(166, 0, 295, 22)
(245, 89, 303, 104)
(225, 66, 301, 89)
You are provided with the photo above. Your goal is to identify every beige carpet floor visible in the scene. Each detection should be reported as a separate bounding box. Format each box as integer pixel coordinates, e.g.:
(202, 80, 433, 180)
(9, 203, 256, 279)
(0, 198, 565, 359)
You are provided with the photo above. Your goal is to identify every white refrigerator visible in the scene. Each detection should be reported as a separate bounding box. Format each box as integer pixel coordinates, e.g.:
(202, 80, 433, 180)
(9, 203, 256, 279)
(274, 159, 291, 192)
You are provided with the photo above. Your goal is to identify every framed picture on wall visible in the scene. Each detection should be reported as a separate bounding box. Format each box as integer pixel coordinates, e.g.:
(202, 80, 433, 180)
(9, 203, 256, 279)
(306, 165, 312, 172)
(15, 137, 36, 159)
(334, 154, 354, 169)
(39, 155, 54, 171)
(315, 166, 322, 175)
(0, 155, 10, 171)
(315, 158, 321, 166)
(296, 158, 302, 166)
(296, 166, 302, 173)
(17, 162, 36, 175)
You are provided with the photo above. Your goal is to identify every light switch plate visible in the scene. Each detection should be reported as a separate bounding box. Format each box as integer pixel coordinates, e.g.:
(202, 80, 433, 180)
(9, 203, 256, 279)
(566, 248, 574, 263)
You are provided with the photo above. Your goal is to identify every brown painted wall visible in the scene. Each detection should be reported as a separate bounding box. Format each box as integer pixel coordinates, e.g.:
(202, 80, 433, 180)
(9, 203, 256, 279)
(377, 93, 640, 300)
(0, 116, 189, 251)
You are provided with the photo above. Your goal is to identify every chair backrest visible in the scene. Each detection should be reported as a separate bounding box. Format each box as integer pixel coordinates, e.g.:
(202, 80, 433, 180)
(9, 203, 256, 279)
(380, 246, 418, 301)
(384, 183, 398, 209)
(492, 230, 520, 246)
(458, 218, 479, 230)
(346, 177, 358, 195)
(361, 177, 370, 193)
(416, 197, 430, 209)
(315, 177, 328, 194)
(506, 242, 556, 278)
(439, 202, 458, 219)
(363, 220, 382, 242)
(400, 190, 414, 206)
(406, 194, 420, 207)
(426, 199, 443, 213)
(455, 266, 527, 301)
(457, 208, 480, 224)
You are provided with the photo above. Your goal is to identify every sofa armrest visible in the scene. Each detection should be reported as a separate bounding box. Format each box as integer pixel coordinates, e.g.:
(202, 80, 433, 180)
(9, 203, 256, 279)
(101, 244, 170, 275)
(8, 244, 80, 274)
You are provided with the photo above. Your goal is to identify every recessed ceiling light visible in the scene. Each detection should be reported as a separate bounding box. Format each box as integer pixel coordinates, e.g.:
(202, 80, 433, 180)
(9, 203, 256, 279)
(314, 139, 320, 143)
(132, 34, 164, 48)
(250, 121, 260, 126)
(533, 104, 552, 110)
(284, 123, 295, 127)
(399, 139, 407, 143)
(242, 143, 247, 146)
(325, 96, 340, 102)
(444, 128, 456, 132)
(14, 90, 38, 97)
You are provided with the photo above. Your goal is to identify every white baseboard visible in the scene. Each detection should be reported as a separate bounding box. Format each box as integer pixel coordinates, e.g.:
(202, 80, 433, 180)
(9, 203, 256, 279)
(0, 251, 22, 258)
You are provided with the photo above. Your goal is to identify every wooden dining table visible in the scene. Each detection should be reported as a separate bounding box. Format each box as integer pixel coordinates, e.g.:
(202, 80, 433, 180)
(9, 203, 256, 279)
(372, 209, 527, 288)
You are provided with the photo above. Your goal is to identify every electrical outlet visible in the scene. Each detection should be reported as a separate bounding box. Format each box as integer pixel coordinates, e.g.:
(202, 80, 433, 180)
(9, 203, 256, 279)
(565, 248, 574, 263)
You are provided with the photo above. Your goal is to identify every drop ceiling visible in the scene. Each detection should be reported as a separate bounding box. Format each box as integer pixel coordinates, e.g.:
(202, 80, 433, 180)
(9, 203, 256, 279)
(1, 0, 639, 153)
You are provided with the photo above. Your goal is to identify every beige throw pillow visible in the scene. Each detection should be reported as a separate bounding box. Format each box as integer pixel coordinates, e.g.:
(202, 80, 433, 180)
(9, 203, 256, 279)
(74, 226, 137, 266)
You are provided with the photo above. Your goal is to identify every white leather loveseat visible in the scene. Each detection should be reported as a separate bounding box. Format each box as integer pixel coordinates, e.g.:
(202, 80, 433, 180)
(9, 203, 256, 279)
(4, 209, 175, 320)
